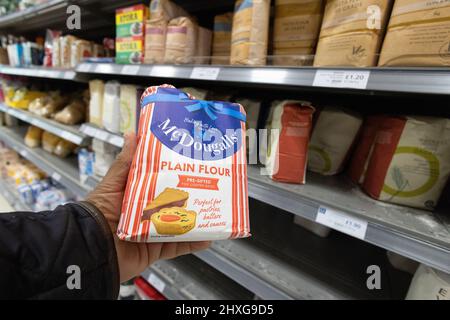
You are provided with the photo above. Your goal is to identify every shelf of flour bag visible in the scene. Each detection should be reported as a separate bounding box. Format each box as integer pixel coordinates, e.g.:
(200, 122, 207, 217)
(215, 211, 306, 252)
(247, 166, 450, 274)
(79, 123, 124, 148)
(0, 126, 90, 198)
(0, 179, 32, 212)
(0, 103, 89, 146)
(141, 255, 253, 300)
(0, 64, 84, 82)
(76, 63, 450, 95)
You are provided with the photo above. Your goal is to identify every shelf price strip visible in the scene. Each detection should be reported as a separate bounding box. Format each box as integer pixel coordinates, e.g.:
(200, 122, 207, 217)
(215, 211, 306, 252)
(313, 70, 371, 90)
(315, 206, 368, 240)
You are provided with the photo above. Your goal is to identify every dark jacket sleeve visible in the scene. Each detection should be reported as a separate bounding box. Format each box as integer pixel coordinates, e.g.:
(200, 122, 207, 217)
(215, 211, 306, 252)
(0, 201, 120, 300)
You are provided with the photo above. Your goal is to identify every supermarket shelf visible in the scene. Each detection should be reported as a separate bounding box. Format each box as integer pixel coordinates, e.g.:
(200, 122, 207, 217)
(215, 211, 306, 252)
(80, 123, 124, 148)
(247, 166, 450, 274)
(141, 255, 253, 300)
(76, 63, 450, 95)
(0, 126, 89, 198)
(0, 65, 83, 82)
(0, 179, 32, 212)
(0, 103, 89, 146)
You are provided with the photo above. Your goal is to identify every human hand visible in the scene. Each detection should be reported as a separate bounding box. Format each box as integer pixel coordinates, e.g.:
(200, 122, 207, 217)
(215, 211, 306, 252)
(87, 133, 210, 283)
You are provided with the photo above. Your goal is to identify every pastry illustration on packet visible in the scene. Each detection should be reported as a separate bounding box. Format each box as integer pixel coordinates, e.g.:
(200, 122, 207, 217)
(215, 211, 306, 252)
(118, 85, 250, 242)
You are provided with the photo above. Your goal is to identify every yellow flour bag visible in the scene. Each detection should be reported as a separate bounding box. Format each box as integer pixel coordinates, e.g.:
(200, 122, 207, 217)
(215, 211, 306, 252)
(379, 0, 450, 66)
(314, 0, 393, 67)
(118, 85, 250, 242)
(273, 0, 324, 66)
(212, 12, 233, 65)
(230, 0, 271, 65)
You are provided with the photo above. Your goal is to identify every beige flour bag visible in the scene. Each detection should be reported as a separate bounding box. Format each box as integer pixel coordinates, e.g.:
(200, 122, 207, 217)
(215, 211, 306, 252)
(273, 0, 324, 66)
(363, 116, 450, 210)
(144, 19, 167, 64)
(379, 0, 450, 66)
(230, 0, 271, 65)
(314, 0, 392, 67)
(149, 0, 188, 21)
(88, 80, 105, 127)
(406, 264, 450, 300)
(212, 12, 233, 65)
(164, 17, 197, 64)
(194, 27, 212, 64)
(308, 107, 362, 176)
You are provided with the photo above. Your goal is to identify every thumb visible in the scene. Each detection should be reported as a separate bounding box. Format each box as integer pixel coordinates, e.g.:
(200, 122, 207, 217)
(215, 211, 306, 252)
(102, 132, 138, 187)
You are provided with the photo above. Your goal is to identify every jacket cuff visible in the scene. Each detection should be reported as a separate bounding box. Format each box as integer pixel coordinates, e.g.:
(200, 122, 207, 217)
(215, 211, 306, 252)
(75, 201, 120, 299)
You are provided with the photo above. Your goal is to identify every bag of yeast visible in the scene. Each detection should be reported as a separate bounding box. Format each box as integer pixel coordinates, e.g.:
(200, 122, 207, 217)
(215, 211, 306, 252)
(378, 0, 450, 66)
(118, 85, 250, 242)
(314, 0, 393, 67)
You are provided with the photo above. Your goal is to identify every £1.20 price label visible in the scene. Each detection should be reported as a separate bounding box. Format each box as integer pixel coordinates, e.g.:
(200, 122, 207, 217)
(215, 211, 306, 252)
(315, 206, 368, 240)
(313, 70, 371, 90)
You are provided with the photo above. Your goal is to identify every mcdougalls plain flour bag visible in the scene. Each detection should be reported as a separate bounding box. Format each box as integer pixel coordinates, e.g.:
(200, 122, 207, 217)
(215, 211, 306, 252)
(314, 0, 392, 67)
(118, 85, 250, 242)
(362, 116, 450, 210)
(378, 0, 450, 66)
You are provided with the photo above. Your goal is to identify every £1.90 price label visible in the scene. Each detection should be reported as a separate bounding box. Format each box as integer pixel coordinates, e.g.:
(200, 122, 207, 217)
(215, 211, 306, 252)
(313, 70, 371, 89)
(190, 67, 221, 80)
(315, 206, 368, 240)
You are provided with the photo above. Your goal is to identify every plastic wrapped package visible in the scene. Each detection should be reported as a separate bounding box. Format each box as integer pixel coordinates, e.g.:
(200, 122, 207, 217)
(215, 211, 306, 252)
(119, 84, 140, 134)
(308, 107, 363, 176)
(92, 138, 120, 177)
(52, 36, 61, 67)
(60, 35, 77, 68)
(70, 39, 92, 68)
(103, 81, 121, 133)
(273, 0, 324, 66)
(362, 116, 450, 210)
(28, 94, 67, 118)
(54, 140, 77, 158)
(144, 18, 167, 64)
(379, 0, 450, 66)
(9, 89, 46, 110)
(194, 27, 212, 64)
(24, 125, 43, 148)
(406, 264, 450, 300)
(164, 17, 198, 64)
(34, 187, 71, 211)
(89, 80, 105, 127)
(53, 99, 86, 125)
(314, 0, 393, 67)
(293, 215, 331, 238)
(230, 0, 271, 66)
(265, 100, 315, 184)
(43, 29, 62, 67)
(42, 131, 62, 154)
(212, 12, 233, 65)
(78, 148, 95, 185)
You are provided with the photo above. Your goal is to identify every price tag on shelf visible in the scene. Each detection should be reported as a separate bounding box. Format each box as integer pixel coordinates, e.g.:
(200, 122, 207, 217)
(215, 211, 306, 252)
(78, 64, 91, 73)
(81, 125, 96, 137)
(122, 65, 140, 75)
(95, 130, 109, 141)
(51, 172, 62, 182)
(147, 273, 166, 293)
(313, 70, 370, 89)
(61, 131, 79, 143)
(109, 135, 124, 148)
(190, 67, 220, 80)
(315, 206, 368, 240)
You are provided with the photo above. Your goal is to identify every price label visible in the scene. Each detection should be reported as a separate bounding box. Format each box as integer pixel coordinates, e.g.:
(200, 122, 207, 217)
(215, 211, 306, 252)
(313, 70, 370, 89)
(190, 67, 220, 80)
(78, 64, 91, 73)
(61, 131, 78, 143)
(122, 65, 140, 75)
(81, 125, 96, 137)
(147, 273, 166, 293)
(315, 206, 368, 240)
(96, 130, 109, 141)
(51, 172, 62, 182)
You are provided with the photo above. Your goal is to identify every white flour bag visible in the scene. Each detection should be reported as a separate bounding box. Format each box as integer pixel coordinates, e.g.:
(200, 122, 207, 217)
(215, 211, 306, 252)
(406, 264, 450, 300)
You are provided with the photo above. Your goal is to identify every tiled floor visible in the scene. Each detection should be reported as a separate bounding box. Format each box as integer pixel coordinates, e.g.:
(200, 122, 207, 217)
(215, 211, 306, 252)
(0, 193, 13, 212)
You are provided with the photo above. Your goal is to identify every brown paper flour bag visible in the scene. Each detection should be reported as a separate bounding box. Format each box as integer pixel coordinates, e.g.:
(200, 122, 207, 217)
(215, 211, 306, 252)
(212, 12, 233, 65)
(273, 0, 324, 66)
(144, 18, 167, 64)
(314, 0, 392, 67)
(379, 0, 450, 66)
(164, 17, 197, 64)
(230, 0, 271, 66)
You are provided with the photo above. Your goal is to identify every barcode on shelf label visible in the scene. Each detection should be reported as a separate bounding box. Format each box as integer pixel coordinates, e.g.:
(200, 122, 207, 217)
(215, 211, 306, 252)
(190, 67, 220, 80)
(147, 273, 165, 293)
(51, 172, 61, 182)
(122, 65, 140, 75)
(313, 70, 370, 89)
(315, 206, 368, 240)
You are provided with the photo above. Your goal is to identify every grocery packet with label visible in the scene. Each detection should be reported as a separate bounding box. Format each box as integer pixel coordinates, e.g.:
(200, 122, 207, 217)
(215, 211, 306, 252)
(118, 85, 250, 242)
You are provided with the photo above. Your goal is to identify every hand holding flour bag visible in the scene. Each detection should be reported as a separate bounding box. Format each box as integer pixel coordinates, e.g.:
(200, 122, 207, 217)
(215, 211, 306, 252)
(118, 85, 250, 242)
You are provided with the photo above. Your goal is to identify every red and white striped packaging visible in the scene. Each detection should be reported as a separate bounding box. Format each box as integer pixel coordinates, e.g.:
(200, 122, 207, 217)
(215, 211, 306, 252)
(117, 85, 250, 242)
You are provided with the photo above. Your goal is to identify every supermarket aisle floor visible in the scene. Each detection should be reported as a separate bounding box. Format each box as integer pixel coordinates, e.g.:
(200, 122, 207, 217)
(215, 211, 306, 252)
(0, 194, 13, 212)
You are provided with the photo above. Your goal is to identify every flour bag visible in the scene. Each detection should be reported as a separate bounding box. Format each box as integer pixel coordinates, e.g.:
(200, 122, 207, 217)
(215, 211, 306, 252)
(362, 116, 450, 210)
(118, 85, 250, 242)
